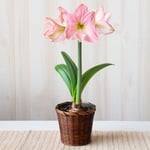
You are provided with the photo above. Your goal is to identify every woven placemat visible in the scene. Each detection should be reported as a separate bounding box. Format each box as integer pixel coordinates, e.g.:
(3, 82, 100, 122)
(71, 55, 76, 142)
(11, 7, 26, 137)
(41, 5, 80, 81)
(0, 131, 150, 150)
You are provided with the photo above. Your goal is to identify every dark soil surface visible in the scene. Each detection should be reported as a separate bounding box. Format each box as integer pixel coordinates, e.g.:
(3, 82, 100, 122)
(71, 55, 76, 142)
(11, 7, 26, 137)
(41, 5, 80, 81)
(56, 101, 96, 113)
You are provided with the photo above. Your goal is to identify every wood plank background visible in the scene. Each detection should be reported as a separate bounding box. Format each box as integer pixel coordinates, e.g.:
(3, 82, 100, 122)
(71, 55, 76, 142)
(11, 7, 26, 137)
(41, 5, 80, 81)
(0, 131, 150, 150)
(0, 0, 150, 120)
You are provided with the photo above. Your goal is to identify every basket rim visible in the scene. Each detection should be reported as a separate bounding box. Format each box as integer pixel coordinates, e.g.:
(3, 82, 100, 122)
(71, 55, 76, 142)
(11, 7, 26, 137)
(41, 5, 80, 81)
(55, 101, 96, 116)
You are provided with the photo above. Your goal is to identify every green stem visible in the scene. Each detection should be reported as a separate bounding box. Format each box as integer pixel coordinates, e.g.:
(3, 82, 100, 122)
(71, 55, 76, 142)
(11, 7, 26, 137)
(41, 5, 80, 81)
(75, 41, 82, 104)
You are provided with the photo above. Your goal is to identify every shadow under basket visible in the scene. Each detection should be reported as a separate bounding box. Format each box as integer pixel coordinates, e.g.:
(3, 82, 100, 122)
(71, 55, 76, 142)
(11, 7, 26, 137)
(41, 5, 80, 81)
(55, 101, 96, 146)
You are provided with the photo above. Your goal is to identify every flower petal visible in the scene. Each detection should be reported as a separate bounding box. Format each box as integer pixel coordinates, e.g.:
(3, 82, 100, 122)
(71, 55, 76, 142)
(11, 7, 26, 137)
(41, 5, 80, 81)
(97, 21, 115, 34)
(95, 7, 104, 23)
(84, 25, 99, 42)
(58, 7, 69, 25)
(74, 4, 88, 20)
(44, 17, 65, 42)
(104, 13, 111, 21)
(65, 4, 99, 42)
(95, 8, 114, 35)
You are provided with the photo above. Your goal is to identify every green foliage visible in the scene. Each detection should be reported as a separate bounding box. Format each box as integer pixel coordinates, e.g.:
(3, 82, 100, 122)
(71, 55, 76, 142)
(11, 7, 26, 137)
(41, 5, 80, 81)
(55, 51, 113, 103)
(55, 52, 77, 101)
(55, 64, 72, 95)
(81, 63, 113, 93)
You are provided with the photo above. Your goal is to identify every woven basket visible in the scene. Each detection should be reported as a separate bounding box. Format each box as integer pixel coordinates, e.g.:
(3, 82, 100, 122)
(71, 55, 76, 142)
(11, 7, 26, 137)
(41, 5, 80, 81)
(56, 102, 96, 146)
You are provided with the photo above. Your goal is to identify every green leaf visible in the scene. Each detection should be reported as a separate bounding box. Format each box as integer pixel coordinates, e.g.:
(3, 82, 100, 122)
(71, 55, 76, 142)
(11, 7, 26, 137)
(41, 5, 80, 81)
(55, 64, 73, 96)
(61, 51, 77, 97)
(81, 63, 114, 93)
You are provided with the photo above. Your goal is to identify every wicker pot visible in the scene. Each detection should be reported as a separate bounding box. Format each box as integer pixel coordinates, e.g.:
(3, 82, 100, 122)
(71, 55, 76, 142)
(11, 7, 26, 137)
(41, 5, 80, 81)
(55, 101, 96, 146)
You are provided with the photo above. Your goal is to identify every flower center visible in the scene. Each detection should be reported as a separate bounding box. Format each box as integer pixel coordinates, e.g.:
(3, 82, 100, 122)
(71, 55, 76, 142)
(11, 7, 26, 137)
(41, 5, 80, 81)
(95, 23, 102, 28)
(77, 22, 85, 30)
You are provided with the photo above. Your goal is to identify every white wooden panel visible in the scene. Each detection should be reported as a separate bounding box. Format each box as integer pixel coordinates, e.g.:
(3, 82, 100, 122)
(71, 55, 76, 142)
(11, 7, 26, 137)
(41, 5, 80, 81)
(0, 0, 150, 120)
(14, 0, 31, 120)
(0, 0, 16, 119)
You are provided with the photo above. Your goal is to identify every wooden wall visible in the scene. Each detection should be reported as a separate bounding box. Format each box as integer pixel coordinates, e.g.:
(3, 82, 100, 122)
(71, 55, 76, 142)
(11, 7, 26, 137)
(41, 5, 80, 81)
(0, 0, 150, 120)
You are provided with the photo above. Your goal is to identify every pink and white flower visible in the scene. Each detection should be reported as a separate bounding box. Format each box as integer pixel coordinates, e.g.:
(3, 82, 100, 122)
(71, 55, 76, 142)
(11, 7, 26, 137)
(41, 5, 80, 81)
(95, 7, 115, 35)
(44, 4, 114, 42)
(65, 4, 99, 42)
(44, 17, 65, 42)
(44, 7, 70, 42)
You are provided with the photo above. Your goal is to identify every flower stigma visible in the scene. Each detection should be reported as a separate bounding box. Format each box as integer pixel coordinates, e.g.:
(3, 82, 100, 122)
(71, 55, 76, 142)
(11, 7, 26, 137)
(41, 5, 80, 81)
(77, 22, 85, 30)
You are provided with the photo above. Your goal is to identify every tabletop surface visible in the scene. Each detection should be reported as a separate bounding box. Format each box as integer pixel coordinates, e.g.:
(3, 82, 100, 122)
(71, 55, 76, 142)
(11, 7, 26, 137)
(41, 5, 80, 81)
(0, 130, 150, 150)
(0, 121, 150, 150)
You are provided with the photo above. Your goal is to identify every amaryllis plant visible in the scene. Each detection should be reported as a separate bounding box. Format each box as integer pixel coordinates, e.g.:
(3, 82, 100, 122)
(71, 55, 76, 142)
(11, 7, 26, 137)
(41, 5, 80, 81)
(44, 4, 114, 108)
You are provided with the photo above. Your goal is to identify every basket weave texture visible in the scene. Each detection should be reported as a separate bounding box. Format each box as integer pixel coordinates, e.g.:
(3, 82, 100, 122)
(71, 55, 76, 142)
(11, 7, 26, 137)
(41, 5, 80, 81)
(56, 102, 96, 146)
